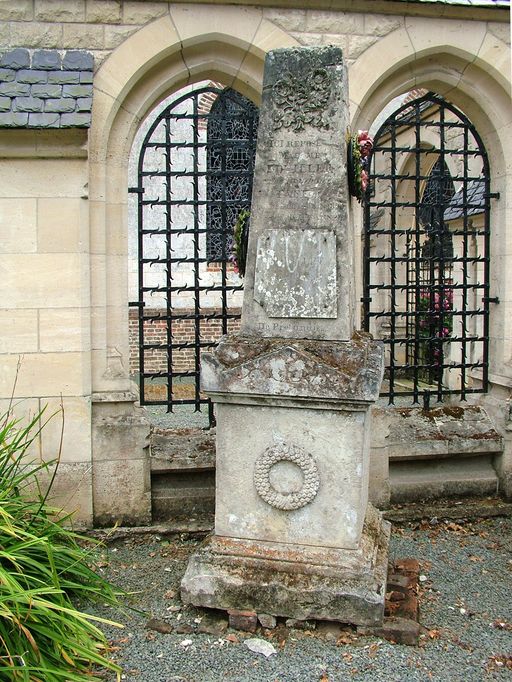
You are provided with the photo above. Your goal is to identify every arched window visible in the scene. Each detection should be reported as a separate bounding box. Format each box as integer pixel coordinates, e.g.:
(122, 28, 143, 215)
(131, 85, 258, 420)
(206, 88, 259, 262)
(363, 93, 491, 404)
(415, 158, 456, 384)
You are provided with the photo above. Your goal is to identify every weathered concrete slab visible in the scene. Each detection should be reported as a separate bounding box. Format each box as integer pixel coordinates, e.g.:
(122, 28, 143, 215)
(375, 405, 503, 460)
(150, 428, 216, 472)
(253, 229, 337, 318)
(390, 455, 498, 503)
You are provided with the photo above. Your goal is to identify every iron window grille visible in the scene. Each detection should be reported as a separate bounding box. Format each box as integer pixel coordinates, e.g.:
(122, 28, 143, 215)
(363, 93, 495, 405)
(129, 86, 259, 420)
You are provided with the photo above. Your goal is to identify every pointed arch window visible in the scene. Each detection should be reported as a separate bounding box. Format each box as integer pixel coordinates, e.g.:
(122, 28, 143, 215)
(132, 84, 258, 418)
(206, 88, 259, 262)
(363, 93, 492, 403)
(419, 158, 455, 261)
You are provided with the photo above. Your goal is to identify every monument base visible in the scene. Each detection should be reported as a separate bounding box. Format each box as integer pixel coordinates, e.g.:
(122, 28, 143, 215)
(181, 504, 390, 627)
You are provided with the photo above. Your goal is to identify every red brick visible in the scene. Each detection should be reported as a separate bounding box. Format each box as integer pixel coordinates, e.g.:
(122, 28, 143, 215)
(228, 609, 258, 633)
(393, 558, 420, 575)
(398, 595, 419, 622)
(387, 574, 411, 591)
(358, 617, 420, 646)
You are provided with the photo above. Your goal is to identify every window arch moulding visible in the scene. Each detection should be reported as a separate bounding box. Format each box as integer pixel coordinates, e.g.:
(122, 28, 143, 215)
(87, 11, 298, 393)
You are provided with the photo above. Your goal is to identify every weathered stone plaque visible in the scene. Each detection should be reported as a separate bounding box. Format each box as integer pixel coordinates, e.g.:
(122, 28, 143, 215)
(181, 47, 388, 628)
(253, 229, 337, 318)
(241, 46, 354, 340)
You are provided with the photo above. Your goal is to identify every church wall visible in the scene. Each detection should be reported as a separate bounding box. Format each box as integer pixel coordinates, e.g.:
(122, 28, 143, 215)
(0, 1, 509, 523)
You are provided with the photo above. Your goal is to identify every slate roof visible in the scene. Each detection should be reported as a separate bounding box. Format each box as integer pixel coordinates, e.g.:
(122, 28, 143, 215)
(0, 49, 93, 129)
(389, 0, 509, 6)
(444, 179, 486, 221)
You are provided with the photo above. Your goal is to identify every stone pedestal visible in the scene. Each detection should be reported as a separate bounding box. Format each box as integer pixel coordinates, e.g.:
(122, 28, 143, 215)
(181, 333, 389, 625)
(181, 46, 389, 626)
(182, 504, 389, 626)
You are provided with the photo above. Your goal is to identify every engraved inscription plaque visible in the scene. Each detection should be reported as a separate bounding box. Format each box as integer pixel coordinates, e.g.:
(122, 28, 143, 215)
(253, 229, 337, 318)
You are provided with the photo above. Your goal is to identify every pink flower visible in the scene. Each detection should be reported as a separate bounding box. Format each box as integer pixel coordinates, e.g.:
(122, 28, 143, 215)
(357, 130, 373, 158)
(360, 170, 369, 191)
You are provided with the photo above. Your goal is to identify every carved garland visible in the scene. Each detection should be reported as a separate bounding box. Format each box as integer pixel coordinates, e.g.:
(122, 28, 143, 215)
(253, 443, 320, 511)
(272, 68, 333, 132)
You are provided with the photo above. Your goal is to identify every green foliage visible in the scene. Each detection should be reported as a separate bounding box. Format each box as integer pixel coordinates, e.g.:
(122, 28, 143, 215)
(347, 130, 372, 203)
(0, 407, 122, 681)
(230, 209, 250, 277)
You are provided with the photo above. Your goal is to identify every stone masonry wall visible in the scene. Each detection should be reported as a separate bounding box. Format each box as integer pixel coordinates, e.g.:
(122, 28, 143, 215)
(1, 1, 506, 76)
(0, 0, 504, 131)
(0, 0, 509, 524)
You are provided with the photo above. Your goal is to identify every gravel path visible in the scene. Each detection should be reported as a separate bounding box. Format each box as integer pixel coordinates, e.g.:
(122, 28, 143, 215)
(144, 405, 210, 430)
(89, 516, 512, 681)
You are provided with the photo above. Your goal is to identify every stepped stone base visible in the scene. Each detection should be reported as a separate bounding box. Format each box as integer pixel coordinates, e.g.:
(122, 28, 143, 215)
(390, 455, 498, 503)
(181, 504, 390, 627)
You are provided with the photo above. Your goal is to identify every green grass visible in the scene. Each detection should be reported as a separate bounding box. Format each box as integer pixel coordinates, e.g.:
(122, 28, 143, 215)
(0, 406, 123, 681)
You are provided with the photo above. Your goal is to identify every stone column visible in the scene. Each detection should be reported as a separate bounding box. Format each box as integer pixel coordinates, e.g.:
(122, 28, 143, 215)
(181, 47, 389, 626)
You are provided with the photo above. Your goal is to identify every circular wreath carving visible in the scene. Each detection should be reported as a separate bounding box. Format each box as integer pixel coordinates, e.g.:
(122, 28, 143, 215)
(253, 444, 320, 511)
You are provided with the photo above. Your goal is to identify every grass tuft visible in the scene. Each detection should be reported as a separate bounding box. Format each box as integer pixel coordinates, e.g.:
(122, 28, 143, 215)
(0, 406, 123, 681)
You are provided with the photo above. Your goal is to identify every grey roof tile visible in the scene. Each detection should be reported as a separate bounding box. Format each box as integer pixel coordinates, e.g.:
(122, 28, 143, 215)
(32, 50, 62, 70)
(389, 0, 509, 6)
(444, 179, 486, 221)
(0, 49, 94, 127)
(0, 49, 30, 70)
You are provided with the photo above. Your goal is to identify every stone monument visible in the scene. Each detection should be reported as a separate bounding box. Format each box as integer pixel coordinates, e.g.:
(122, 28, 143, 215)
(181, 46, 389, 626)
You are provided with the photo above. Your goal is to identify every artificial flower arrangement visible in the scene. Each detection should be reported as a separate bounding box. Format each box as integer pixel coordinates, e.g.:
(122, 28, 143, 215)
(230, 209, 250, 277)
(347, 129, 373, 202)
(418, 288, 454, 366)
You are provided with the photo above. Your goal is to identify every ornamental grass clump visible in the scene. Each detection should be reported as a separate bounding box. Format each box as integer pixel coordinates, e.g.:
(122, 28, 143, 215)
(0, 407, 123, 681)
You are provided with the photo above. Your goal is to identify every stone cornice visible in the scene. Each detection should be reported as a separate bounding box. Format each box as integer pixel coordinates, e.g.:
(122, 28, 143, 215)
(167, 0, 510, 22)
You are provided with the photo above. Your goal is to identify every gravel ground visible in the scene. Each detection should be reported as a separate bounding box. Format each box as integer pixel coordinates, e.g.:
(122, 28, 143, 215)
(88, 516, 512, 682)
(144, 405, 210, 430)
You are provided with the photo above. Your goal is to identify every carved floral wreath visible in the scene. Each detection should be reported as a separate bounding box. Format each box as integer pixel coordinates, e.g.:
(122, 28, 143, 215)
(272, 68, 333, 132)
(253, 443, 320, 511)
(347, 130, 373, 203)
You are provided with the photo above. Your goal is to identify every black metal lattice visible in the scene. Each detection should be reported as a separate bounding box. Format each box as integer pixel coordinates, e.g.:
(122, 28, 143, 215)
(206, 90, 259, 261)
(129, 86, 259, 418)
(363, 93, 497, 405)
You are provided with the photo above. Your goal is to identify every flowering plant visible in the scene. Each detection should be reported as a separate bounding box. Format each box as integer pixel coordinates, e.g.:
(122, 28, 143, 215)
(230, 209, 250, 277)
(347, 130, 373, 202)
(418, 288, 454, 368)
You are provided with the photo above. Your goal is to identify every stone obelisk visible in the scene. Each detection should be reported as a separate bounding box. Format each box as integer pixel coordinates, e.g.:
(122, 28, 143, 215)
(181, 47, 389, 626)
